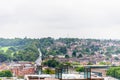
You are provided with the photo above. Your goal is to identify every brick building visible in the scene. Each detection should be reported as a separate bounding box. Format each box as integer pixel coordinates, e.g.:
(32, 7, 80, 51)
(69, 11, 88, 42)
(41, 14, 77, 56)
(10, 62, 35, 77)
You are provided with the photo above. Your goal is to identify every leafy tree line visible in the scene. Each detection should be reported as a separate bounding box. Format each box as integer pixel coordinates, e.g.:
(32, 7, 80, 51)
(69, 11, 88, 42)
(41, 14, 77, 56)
(0, 70, 12, 77)
(43, 59, 60, 68)
(0, 38, 33, 47)
(43, 68, 55, 74)
(0, 39, 40, 62)
(107, 67, 120, 79)
(75, 66, 84, 72)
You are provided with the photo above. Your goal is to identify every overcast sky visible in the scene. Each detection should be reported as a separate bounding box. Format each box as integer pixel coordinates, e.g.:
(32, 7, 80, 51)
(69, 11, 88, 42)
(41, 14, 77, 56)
(0, 0, 120, 39)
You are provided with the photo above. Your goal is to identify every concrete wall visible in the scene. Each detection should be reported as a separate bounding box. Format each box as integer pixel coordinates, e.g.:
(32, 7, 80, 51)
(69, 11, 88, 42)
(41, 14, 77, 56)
(63, 79, 104, 80)
(91, 69, 107, 77)
(28, 78, 104, 80)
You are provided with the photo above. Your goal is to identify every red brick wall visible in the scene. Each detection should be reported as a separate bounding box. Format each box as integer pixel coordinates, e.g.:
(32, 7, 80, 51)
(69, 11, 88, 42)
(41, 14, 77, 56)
(11, 67, 35, 76)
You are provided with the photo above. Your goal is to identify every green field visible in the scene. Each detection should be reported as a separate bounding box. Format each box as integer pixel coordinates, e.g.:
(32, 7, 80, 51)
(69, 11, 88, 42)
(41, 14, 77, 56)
(0, 46, 10, 52)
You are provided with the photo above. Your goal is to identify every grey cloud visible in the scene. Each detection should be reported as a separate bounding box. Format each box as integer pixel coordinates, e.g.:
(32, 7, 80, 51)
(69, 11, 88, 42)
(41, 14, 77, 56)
(0, 0, 120, 39)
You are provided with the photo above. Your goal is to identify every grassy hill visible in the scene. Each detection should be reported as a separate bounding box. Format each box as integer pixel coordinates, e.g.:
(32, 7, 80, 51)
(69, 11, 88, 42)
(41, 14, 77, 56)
(0, 46, 11, 53)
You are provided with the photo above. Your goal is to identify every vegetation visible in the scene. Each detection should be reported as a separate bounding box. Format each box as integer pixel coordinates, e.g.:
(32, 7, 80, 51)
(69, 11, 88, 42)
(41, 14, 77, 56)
(87, 62, 93, 65)
(0, 53, 8, 62)
(0, 37, 120, 62)
(43, 59, 60, 68)
(99, 62, 111, 65)
(0, 38, 39, 62)
(107, 67, 120, 79)
(0, 46, 10, 52)
(65, 54, 69, 58)
(0, 70, 12, 77)
(72, 50, 76, 57)
(75, 66, 84, 72)
(43, 68, 55, 74)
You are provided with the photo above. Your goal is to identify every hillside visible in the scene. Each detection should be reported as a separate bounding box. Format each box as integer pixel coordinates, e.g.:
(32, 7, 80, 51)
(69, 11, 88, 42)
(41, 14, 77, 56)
(0, 37, 120, 62)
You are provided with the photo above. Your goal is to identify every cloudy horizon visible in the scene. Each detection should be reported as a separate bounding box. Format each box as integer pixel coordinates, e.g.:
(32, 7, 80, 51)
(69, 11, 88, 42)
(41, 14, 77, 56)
(0, 0, 120, 39)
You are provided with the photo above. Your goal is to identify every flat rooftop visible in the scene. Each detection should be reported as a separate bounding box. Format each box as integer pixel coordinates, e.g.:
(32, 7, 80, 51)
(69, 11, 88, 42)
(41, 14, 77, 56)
(24, 73, 104, 80)
(84, 65, 110, 68)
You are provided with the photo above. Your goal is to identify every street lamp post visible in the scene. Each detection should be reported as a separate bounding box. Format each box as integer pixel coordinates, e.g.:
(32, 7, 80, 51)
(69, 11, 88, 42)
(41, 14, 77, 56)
(36, 65, 42, 80)
(84, 66, 91, 80)
(62, 64, 68, 74)
(55, 68, 62, 80)
(36, 65, 42, 74)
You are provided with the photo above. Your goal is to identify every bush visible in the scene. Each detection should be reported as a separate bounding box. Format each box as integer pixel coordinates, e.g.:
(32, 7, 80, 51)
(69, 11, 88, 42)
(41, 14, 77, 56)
(0, 70, 12, 77)
(107, 67, 120, 78)
(43, 59, 60, 68)
(43, 68, 55, 74)
(75, 66, 84, 72)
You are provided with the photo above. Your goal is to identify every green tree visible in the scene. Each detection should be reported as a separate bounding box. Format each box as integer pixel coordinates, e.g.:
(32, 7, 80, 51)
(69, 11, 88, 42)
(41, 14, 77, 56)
(59, 46, 67, 54)
(107, 67, 120, 78)
(43, 59, 60, 68)
(65, 54, 69, 58)
(14, 42, 39, 61)
(75, 66, 84, 72)
(77, 54, 83, 58)
(72, 51, 76, 57)
(0, 53, 8, 62)
(43, 68, 55, 74)
(99, 62, 106, 65)
(115, 57, 119, 60)
(87, 62, 93, 65)
(0, 70, 12, 77)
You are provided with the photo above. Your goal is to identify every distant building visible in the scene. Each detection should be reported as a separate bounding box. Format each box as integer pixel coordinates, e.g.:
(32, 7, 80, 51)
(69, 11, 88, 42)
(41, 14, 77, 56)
(0, 63, 10, 71)
(10, 62, 35, 77)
